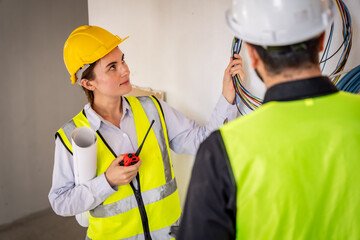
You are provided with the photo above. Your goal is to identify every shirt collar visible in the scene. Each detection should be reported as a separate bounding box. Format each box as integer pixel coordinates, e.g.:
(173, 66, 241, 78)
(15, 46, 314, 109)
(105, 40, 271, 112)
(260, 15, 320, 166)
(263, 76, 338, 104)
(122, 96, 132, 118)
(83, 96, 132, 131)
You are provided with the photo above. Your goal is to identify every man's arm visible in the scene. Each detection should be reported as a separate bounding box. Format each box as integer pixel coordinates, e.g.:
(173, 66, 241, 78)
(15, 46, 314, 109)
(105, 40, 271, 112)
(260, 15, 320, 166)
(177, 130, 237, 240)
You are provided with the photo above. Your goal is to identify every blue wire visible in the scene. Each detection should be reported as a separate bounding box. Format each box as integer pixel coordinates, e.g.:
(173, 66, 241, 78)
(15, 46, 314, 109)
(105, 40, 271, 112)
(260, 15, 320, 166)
(334, 31, 349, 71)
(334, 0, 352, 72)
(236, 94, 247, 114)
(343, 2, 352, 32)
(336, 65, 360, 89)
(345, 72, 360, 93)
(336, 65, 360, 93)
(239, 84, 261, 103)
(321, 24, 334, 72)
(352, 79, 360, 93)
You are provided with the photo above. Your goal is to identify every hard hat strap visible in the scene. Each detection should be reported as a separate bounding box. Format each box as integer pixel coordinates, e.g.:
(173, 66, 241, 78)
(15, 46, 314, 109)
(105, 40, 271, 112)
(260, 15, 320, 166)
(75, 64, 91, 85)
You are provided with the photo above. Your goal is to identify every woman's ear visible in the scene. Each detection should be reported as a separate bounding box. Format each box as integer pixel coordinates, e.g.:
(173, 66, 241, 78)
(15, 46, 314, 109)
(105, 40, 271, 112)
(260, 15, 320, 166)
(80, 78, 95, 91)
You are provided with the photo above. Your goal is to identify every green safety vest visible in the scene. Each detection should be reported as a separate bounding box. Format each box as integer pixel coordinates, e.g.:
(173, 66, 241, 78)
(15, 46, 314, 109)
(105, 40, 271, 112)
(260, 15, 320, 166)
(56, 96, 181, 240)
(220, 91, 360, 239)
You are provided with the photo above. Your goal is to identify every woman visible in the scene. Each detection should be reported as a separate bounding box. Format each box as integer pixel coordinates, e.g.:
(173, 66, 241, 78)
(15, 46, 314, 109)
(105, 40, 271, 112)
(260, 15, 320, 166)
(49, 25, 243, 240)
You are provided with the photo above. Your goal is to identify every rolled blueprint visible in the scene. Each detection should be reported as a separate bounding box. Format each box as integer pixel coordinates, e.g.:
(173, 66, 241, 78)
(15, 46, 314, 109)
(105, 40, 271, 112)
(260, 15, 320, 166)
(71, 127, 97, 227)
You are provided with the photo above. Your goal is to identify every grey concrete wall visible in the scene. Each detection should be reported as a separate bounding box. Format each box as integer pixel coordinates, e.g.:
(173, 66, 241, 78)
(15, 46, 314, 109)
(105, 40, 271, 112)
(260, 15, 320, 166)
(0, 0, 88, 225)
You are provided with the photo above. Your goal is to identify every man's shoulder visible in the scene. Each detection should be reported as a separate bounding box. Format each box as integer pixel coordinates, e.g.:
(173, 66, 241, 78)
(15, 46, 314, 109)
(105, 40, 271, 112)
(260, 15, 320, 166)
(338, 91, 360, 101)
(221, 104, 273, 132)
(199, 130, 223, 150)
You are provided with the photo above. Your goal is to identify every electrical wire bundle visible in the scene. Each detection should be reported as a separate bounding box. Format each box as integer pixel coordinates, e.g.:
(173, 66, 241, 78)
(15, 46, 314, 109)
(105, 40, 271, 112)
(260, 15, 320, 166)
(320, 0, 353, 85)
(231, 37, 262, 115)
(335, 65, 360, 93)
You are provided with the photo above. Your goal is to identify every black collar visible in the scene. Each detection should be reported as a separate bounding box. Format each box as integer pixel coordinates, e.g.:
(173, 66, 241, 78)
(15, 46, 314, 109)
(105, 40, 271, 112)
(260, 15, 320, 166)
(263, 76, 338, 104)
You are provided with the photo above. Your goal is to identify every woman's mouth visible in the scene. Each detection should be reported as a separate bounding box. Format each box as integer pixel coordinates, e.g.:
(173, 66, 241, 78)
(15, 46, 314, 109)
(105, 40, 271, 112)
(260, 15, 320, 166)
(120, 80, 130, 86)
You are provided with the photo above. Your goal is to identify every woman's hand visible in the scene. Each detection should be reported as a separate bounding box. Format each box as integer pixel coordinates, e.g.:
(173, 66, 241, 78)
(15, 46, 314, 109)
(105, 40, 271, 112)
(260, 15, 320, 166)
(222, 54, 244, 104)
(105, 154, 142, 187)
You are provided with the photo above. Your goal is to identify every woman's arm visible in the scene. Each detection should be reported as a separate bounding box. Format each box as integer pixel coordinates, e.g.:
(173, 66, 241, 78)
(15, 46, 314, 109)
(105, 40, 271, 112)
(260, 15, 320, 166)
(48, 138, 116, 216)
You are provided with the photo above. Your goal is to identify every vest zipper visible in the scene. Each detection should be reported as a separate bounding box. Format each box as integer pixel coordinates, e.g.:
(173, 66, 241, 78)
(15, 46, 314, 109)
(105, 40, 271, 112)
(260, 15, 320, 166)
(95, 129, 152, 239)
(130, 174, 152, 240)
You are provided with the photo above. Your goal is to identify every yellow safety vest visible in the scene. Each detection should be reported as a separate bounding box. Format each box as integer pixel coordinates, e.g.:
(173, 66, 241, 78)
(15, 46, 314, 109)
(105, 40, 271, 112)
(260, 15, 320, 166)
(56, 96, 181, 240)
(220, 91, 360, 239)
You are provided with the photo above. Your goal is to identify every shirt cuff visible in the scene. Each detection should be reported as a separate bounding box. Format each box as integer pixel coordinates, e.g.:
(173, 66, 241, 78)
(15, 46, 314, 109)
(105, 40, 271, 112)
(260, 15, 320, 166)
(216, 94, 238, 122)
(91, 173, 117, 201)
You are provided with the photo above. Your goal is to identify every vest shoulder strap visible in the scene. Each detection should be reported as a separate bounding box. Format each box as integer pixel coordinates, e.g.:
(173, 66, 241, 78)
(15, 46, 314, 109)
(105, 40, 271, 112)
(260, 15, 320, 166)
(125, 95, 165, 118)
(55, 109, 88, 155)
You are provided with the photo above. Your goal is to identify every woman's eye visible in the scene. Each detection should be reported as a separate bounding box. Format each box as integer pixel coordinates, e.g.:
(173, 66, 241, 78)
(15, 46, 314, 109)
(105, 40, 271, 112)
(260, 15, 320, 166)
(109, 65, 115, 70)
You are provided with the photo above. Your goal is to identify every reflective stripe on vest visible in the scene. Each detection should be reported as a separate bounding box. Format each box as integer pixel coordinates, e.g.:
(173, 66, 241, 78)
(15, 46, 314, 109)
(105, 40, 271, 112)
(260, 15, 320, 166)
(220, 92, 360, 239)
(91, 177, 177, 218)
(56, 96, 181, 240)
(55, 110, 92, 155)
(85, 219, 180, 240)
(136, 96, 173, 183)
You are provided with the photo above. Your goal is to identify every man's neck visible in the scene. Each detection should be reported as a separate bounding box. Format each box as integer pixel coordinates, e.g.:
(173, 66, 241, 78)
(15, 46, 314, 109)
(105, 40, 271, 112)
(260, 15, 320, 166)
(264, 66, 322, 89)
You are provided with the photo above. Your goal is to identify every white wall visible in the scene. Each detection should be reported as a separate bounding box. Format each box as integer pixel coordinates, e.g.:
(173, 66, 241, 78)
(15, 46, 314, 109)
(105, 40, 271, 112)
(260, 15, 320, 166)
(0, 0, 88, 226)
(88, 0, 360, 207)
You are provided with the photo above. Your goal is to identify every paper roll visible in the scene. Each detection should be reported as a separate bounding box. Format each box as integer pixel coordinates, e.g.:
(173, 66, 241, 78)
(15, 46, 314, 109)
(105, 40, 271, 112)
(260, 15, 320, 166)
(71, 127, 97, 227)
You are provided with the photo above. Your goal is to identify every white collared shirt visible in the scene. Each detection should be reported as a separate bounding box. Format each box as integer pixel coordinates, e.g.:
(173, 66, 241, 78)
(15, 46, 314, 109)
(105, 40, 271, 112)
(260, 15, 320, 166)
(49, 95, 237, 216)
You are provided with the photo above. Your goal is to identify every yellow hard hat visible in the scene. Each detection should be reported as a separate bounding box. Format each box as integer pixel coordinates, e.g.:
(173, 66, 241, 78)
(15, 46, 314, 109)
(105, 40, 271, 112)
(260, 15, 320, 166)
(63, 25, 129, 84)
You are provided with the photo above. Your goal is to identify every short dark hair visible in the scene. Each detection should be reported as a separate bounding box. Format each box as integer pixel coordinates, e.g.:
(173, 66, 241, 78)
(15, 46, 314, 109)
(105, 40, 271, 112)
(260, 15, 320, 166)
(81, 61, 98, 105)
(250, 36, 322, 75)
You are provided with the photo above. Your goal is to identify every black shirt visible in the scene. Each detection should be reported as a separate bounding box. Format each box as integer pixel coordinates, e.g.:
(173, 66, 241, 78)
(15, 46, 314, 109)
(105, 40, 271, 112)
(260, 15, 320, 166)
(177, 77, 338, 240)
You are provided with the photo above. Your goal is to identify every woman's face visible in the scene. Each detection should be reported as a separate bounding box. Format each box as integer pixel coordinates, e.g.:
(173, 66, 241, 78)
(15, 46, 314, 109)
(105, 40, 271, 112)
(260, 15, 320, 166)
(91, 47, 132, 99)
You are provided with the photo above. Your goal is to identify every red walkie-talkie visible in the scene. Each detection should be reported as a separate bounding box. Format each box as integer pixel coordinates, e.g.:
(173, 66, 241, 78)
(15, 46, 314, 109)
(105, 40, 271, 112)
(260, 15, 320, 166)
(120, 120, 155, 166)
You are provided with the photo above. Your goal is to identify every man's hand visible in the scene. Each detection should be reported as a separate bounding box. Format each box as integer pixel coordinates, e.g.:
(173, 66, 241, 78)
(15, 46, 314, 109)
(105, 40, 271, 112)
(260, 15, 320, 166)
(222, 54, 244, 104)
(105, 154, 142, 187)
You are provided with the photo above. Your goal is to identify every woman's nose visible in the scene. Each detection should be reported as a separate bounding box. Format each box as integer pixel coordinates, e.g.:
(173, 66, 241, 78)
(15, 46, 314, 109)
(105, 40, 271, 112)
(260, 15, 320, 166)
(121, 64, 130, 77)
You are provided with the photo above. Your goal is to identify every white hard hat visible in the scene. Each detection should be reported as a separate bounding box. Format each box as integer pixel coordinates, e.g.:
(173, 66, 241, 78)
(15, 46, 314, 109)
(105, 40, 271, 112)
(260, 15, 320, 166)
(226, 0, 335, 47)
